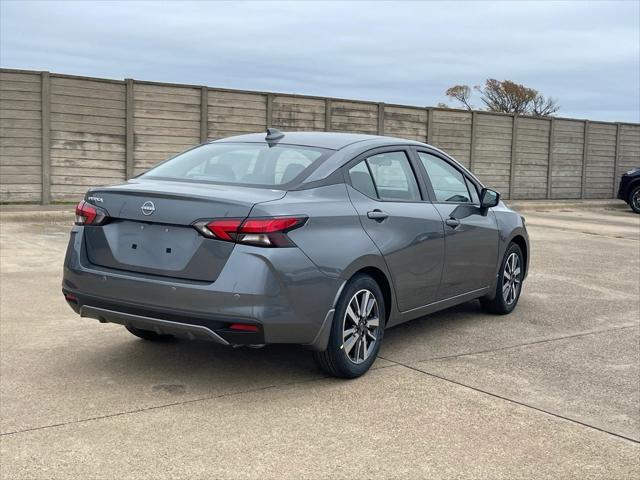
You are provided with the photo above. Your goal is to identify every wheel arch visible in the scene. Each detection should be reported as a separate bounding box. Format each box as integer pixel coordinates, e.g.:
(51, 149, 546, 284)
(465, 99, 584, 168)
(510, 234, 529, 278)
(336, 255, 396, 325)
(627, 178, 640, 200)
(352, 266, 393, 325)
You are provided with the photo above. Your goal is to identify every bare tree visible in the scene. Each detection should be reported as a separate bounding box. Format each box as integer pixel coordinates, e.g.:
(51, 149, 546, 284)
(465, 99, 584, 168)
(442, 79, 559, 117)
(531, 94, 560, 116)
(445, 85, 473, 110)
(476, 79, 538, 114)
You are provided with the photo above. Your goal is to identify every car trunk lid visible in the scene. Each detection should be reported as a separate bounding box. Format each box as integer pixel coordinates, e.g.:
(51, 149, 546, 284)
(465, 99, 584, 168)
(82, 179, 285, 282)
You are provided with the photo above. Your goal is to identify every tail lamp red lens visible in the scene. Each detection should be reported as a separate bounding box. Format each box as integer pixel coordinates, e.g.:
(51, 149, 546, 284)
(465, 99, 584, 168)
(75, 200, 108, 226)
(193, 216, 307, 247)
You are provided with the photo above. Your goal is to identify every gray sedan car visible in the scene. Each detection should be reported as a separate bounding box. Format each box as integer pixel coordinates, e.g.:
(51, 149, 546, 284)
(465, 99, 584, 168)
(63, 129, 529, 378)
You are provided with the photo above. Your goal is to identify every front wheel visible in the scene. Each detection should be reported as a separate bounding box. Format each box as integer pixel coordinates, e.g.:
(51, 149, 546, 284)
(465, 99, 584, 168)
(629, 185, 640, 214)
(480, 242, 524, 315)
(313, 274, 385, 378)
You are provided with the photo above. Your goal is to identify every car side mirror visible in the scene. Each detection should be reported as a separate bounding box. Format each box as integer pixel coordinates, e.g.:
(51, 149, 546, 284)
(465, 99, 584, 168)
(480, 188, 500, 208)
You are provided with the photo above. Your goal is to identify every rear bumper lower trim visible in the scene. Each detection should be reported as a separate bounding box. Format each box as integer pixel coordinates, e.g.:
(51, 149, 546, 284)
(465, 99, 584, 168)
(80, 305, 231, 345)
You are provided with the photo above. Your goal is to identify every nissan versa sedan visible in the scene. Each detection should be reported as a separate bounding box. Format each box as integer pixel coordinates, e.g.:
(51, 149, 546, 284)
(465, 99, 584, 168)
(63, 129, 529, 378)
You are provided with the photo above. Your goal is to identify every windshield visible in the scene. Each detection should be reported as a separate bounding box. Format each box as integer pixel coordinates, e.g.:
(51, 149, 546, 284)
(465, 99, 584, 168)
(140, 143, 329, 187)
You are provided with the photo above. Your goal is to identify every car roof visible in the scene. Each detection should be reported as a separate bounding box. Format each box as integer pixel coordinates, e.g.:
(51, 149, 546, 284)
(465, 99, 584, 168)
(209, 130, 484, 189)
(212, 131, 428, 150)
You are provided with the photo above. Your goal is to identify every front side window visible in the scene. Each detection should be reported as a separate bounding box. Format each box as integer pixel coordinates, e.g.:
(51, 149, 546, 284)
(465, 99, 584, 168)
(366, 152, 421, 201)
(418, 152, 472, 203)
(141, 143, 327, 186)
(466, 177, 480, 204)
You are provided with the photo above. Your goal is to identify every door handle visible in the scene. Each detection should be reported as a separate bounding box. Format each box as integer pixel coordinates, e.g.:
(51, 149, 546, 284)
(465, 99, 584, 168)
(367, 209, 389, 221)
(445, 218, 461, 228)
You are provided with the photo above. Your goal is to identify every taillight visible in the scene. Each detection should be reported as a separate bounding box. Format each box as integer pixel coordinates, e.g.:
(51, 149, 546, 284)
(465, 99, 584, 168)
(75, 200, 108, 226)
(193, 216, 307, 247)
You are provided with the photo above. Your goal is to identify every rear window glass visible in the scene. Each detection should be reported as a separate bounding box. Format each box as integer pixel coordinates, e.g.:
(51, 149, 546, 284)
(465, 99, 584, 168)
(366, 152, 421, 201)
(141, 143, 328, 186)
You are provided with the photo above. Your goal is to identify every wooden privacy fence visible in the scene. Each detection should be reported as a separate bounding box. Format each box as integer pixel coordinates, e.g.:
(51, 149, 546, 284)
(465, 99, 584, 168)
(1, 68, 639, 204)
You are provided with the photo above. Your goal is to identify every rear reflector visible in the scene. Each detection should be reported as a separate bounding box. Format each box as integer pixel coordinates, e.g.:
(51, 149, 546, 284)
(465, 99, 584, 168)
(228, 323, 259, 332)
(64, 292, 77, 303)
(193, 216, 307, 247)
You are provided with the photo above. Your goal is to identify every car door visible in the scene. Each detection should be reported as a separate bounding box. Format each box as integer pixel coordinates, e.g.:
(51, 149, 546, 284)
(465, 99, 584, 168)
(415, 150, 499, 300)
(345, 148, 445, 312)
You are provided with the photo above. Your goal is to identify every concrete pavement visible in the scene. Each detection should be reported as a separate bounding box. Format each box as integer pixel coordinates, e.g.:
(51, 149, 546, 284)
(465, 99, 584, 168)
(0, 206, 638, 479)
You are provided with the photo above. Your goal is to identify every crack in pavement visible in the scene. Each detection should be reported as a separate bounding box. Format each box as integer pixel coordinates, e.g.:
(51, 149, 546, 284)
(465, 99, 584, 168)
(0, 363, 400, 438)
(1, 330, 638, 444)
(525, 222, 639, 241)
(380, 325, 640, 444)
(399, 324, 639, 364)
(379, 325, 640, 444)
(379, 358, 640, 445)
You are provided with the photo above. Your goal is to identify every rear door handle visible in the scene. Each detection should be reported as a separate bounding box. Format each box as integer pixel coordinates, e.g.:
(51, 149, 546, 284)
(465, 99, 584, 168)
(367, 210, 389, 221)
(445, 218, 461, 228)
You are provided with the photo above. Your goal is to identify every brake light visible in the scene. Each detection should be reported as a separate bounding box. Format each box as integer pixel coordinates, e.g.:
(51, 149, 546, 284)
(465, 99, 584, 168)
(205, 219, 242, 241)
(75, 200, 108, 226)
(193, 216, 307, 247)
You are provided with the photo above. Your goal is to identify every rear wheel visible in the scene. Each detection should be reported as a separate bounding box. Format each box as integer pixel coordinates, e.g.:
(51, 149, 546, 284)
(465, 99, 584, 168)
(314, 274, 385, 378)
(125, 325, 174, 341)
(480, 242, 524, 315)
(629, 185, 640, 214)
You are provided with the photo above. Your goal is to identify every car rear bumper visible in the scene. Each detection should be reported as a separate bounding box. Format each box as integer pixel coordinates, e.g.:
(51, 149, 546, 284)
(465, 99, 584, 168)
(80, 305, 233, 345)
(63, 227, 342, 349)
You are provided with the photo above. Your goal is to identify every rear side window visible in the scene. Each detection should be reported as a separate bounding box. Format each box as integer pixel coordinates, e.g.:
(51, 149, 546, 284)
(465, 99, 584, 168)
(365, 152, 421, 201)
(348, 161, 377, 198)
(141, 143, 327, 186)
(418, 152, 472, 203)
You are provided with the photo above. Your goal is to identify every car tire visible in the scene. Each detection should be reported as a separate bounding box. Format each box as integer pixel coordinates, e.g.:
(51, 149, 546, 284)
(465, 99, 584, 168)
(628, 185, 640, 214)
(480, 242, 524, 315)
(125, 325, 174, 341)
(313, 274, 385, 379)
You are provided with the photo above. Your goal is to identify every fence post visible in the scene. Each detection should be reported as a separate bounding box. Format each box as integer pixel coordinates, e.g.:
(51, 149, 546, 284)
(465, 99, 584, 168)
(266, 93, 274, 128)
(377, 103, 385, 135)
(546, 118, 555, 199)
(612, 123, 621, 198)
(200, 86, 208, 143)
(425, 108, 432, 144)
(508, 115, 518, 200)
(469, 111, 478, 172)
(581, 120, 590, 198)
(40, 71, 50, 205)
(325, 99, 332, 132)
(125, 78, 134, 180)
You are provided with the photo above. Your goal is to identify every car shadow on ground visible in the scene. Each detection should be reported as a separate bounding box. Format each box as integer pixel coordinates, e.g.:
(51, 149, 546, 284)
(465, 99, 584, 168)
(69, 300, 487, 389)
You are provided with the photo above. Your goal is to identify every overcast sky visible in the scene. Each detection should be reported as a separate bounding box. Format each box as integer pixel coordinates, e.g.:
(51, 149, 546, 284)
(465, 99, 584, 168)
(1, 0, 638, 122)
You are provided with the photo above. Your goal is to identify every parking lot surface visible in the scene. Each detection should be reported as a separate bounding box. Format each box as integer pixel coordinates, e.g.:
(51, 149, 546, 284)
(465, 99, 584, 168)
(1, 205, 638, 479)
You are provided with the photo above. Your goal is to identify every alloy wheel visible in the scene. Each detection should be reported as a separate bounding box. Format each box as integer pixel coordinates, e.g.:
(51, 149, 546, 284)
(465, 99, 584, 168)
(502, 252, 521, 305)
(632, 189, 640, 211)
(341, 289, 379, 364)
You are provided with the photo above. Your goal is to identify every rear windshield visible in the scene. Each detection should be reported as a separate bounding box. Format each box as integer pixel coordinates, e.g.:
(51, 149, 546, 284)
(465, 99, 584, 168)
(140, 143, 330, 186)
